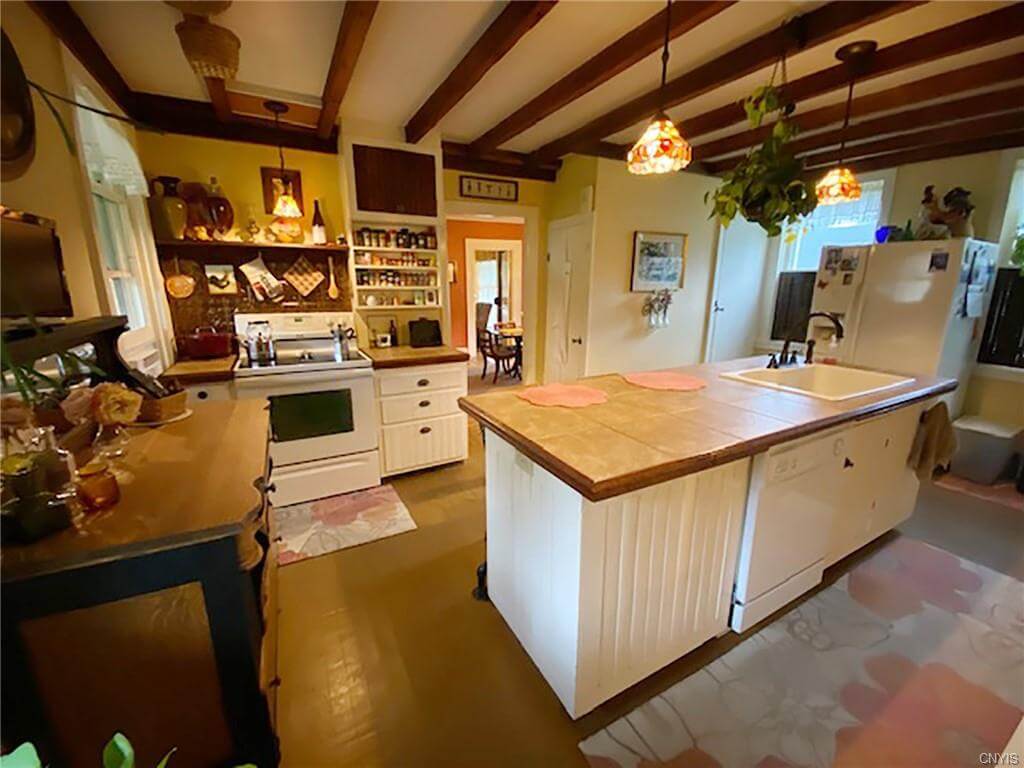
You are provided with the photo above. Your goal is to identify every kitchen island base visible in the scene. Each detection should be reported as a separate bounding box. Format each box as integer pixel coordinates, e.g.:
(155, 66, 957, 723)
(485, 432, 749, 719)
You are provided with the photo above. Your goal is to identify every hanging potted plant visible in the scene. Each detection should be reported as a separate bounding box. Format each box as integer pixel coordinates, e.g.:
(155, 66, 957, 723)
(705, 84, 817, 236)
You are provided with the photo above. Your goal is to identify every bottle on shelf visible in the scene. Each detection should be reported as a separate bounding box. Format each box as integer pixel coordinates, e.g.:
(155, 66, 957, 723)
(311, 199, 327, 245)
(389, 319, 399, 347)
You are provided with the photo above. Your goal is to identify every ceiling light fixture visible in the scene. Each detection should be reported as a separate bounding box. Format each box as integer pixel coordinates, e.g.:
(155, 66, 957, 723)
(815, 40, 876, 206)
(627, 0, 692, 175)
(264, 100, 303, 220)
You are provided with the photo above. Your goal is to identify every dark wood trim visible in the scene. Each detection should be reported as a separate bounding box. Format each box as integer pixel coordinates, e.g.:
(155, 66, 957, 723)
(800, 112, 1024, 170)
(205, 76, 233, 122)
(695, 53, 1024, 161)
(405, 0, 558, 144)
(135, 92, 339, 154)
(808, 131, 1024, 178)
(460, 371, 956, 502)
(470, 0, 731, 152)
(316, 0, 379, 139)
(442, 140, 560, 182)
(28, 0, 137, 116)
(705, 88, 1024, 175)
(685, 5, 1024, 148)
(531, 1, 917, 161)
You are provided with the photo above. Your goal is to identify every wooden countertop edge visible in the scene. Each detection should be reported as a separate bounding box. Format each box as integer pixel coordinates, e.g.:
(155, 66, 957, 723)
(458, 378, 956, 503)
(369, 350, 471, 369)
(162, 369, 236, 384)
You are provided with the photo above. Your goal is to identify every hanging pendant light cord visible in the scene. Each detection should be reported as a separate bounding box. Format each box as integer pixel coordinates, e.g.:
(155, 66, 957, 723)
(837, 78, 854, 166)
(272, 111, 285, 170)
(659, 0, 671, 112)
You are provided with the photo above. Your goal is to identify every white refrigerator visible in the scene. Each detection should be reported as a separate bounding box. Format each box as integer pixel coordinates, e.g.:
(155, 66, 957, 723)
(807, 238, 997, 416)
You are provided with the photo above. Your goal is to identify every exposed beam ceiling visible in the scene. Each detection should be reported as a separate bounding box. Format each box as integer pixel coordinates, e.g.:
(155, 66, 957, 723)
(405, 0, 558, 144)
(696, 53, 1024, 161)
(682, 4, 1024, 144)
(705, 86, 1024, 175)
(316, 0, 379, 140)
(205, 77, 233, 122)
(28, 0, 136, 115)
(532, 1, 918, 161)
(441, 141, 560, 182)
(799, 111, 1024, 170)
(821, 131, 1024, 177)
(470, 0, 731, 153)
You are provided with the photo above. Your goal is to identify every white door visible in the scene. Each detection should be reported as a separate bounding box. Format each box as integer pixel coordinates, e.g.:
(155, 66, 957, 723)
(705, 217, 768, 362)
(545, 214, 593, 382)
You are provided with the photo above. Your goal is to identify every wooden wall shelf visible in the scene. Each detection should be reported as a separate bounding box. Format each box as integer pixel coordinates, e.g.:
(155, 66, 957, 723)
(155, 240, 347, 253)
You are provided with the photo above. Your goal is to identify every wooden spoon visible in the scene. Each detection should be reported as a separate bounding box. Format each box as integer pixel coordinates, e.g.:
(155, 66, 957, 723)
(165, 255, 195, 299)
(327, 255, 340, 300)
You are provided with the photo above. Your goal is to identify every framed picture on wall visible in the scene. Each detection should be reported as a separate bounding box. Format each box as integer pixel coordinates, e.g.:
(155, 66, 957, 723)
(260, 167, 304, 215)
(630, 231, 686, 292)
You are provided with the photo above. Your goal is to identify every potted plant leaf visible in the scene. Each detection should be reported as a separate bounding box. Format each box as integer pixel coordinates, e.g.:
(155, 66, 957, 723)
(705, 84, 818, 237)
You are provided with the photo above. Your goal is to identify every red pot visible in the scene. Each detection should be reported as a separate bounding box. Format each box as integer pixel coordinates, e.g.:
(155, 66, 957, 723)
(178, 326, 233, 359)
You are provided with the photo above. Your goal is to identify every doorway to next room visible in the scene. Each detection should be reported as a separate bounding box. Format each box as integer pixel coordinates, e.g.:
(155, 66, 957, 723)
(447, 215, 525, 394)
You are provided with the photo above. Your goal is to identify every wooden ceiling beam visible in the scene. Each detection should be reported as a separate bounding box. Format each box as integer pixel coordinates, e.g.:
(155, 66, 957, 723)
(799, 111, 1024, 170)
(441, 141, 560, 182)
(696, 53, 1024, 161)
(531, 1, 917, 161)
(316, 0, 379, 139)
(470, 0, 731, 153)
(705, 86, 1024, 174)
(684, 5, 1024, 149)
(809, 131, 1024, 178)
(28, 0, 137, 117)
(405, 0, 558, 144)
(205, 77, 233, 122)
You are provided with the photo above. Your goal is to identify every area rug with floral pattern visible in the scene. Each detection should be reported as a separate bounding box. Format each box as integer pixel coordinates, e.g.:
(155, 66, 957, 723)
(580, 537, 1023, 768)
(274, 485, 415, 565)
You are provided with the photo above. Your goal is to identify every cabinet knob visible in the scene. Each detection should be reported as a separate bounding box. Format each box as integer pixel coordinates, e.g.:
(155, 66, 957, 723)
(419, 426, 432, 435)
(419, 400, 431, 407)
(417, 378, 430, 387)
(197, 390, 209, 400)
(266, 482, 277, 494)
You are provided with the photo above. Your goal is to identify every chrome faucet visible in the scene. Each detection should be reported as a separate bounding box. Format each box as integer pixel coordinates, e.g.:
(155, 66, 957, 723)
(806, 312, 845, 342)
(767, 313, 844, 369)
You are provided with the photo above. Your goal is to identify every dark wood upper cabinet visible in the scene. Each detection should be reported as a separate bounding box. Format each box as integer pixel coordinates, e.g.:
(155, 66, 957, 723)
(352, 145, 437, 217)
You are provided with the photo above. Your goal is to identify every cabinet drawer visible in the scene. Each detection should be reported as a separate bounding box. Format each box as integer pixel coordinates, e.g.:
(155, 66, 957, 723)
(184, 381, 234, 403)
(377, 364, 466, 397)
(380, 388, 463, 425)
(382, 413, 467, 475)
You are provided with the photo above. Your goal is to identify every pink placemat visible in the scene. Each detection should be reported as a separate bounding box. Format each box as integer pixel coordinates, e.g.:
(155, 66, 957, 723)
(622, 371, 707, 391)
(517, 383, 608, 408)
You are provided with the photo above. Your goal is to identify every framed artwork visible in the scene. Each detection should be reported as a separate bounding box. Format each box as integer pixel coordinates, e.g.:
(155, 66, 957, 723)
(630, 231, 686, 292)
(459, 175, 518, 202)
(204, 264, 237, 295)
(260, 167, 303, 215)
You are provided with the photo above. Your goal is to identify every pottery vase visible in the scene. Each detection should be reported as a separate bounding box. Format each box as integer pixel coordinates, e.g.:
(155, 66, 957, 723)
(150, 176, 187, 240)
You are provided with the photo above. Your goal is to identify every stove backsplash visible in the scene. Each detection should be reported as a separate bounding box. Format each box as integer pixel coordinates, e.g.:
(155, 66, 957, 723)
(157, 243, 352, 349)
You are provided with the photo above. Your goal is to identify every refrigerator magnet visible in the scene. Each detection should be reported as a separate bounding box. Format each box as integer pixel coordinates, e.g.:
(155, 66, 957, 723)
(928, 251, 949, 272)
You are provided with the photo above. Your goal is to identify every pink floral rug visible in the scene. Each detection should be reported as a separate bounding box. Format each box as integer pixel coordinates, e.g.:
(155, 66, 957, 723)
(936, 473, 1023, 512)
(580, 537, 1023, 768)
(274, 485, 415, 565)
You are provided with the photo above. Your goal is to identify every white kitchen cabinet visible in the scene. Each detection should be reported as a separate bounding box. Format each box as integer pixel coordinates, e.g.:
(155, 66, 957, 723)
(375, 362, 468, 476)
(184, 381, 235, 403)
(827, 404, 924, 566)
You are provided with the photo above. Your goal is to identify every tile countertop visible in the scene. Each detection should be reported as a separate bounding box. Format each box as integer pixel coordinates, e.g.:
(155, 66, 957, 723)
(161, 355, 238, 384)
(458, 356, 956, 502)
(361, 345, 470, 369)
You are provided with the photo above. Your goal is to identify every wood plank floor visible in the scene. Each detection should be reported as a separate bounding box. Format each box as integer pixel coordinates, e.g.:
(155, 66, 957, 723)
(277, 426, 1023, 767)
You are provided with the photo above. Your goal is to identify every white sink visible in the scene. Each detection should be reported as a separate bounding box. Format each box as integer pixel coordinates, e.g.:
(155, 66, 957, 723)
(722, 364, 913, 401)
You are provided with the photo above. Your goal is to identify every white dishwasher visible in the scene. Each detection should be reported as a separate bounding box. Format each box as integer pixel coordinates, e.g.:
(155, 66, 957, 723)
(731, 428, 847, 632)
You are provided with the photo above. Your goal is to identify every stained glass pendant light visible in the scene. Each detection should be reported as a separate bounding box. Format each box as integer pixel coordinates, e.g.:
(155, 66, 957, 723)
(816, 41, 876, 206)
(627, 0, 691, 175)
(264, 100, 303, 220)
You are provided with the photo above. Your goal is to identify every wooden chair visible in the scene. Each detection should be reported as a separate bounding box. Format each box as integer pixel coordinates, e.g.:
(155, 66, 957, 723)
(475, 302, 493, 334)
(477, 328, 516, 384)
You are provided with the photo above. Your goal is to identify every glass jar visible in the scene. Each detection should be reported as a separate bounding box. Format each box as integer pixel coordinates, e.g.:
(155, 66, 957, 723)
(76, 459, 120, 511)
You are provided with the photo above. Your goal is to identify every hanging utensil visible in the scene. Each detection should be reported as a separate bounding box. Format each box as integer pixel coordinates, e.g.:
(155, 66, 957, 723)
(165, 255, 195, 299)
(327, 254, 340, 300)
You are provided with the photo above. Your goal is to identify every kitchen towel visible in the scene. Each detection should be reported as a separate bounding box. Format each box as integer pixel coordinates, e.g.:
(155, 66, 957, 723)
(909, 401, 957, 481)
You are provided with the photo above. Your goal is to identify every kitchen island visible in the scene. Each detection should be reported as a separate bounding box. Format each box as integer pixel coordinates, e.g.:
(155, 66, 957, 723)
(459, 357, 955, 718)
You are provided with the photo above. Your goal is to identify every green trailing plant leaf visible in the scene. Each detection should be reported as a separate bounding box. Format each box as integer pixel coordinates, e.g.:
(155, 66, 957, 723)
(1011, 229, 1024, 276)
(0, 743, 42, 768)
(705, 84, 817, 237)
(102, 733, 134, 768)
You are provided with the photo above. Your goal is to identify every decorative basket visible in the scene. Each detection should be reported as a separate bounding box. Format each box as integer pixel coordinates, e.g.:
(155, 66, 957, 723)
(174, 17, 240, 80)
(138, 390, 188, 423)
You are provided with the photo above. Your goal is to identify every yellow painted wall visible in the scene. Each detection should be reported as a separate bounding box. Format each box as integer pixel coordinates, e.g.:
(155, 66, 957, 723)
(1, 2, 105, 318)
(587, 159, 720, 375)
(544, 155, 597, 221)
(134, 132, 346, 243)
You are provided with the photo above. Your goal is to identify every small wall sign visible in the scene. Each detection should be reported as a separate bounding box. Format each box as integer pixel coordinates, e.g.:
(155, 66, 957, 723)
(459, 175, 518, 202)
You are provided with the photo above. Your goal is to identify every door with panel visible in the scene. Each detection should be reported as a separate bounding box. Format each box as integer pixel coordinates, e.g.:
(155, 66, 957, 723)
(706, 217, 769, 362)
(545, 214, 594, 383)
